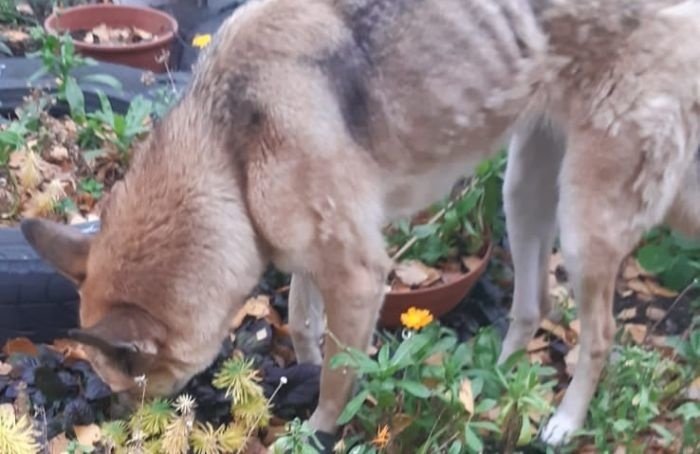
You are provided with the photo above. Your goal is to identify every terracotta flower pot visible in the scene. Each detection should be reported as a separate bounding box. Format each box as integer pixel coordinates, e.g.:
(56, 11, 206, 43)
(379, 240, 494, 329)
(44, 4, 178, 73)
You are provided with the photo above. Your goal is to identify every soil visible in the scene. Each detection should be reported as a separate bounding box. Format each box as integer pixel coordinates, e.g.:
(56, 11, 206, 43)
(71, 24, 157, 46)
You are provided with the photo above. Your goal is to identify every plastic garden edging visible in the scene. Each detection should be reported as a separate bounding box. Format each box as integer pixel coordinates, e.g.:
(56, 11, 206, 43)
(0, 57, 189, 344)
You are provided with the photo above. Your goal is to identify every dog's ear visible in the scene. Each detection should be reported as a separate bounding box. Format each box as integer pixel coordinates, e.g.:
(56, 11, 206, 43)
(20, 218, 91, 285)
(68, 305, 165, 377)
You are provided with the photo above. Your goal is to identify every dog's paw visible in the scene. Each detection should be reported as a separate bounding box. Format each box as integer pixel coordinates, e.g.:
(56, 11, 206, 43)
(540, 413, 580, 446)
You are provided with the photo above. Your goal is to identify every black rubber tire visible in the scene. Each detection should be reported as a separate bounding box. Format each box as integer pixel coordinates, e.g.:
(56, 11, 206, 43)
(0, 222, 99, 345)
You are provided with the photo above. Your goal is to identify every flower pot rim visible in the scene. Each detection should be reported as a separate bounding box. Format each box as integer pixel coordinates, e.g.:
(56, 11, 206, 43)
(44, 3, 179, 54)
(386, 238, 493, 297)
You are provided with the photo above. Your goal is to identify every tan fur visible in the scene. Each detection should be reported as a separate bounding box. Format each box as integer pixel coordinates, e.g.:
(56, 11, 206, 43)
(21, 0, 700, 445)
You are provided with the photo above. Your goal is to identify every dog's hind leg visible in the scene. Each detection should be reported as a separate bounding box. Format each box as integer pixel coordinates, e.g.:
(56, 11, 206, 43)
(289, 273, 325, 365)
(499, 119, 565, 364)
(539, 120, 685, 444)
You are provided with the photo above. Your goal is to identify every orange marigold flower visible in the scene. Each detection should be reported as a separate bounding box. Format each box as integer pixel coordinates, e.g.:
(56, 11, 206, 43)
(372, 425, 390, 448)
(400, 307, 434, 330)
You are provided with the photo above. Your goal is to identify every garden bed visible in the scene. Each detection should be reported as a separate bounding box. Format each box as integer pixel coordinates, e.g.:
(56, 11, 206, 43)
(0, 7, 698, 453)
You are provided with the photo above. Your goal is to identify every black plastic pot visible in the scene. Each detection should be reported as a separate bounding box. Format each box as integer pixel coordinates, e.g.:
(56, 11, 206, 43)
(0, 57, 189, 344)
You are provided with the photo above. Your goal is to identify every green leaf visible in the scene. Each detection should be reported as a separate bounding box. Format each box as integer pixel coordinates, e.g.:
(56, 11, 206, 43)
(464, 424, 484, 453)
(81, 73, 123, 91)
(337, 390, 369, 425)
(397, 380, 431, 398)
(412, 224, 439, 239)
(447, 440, 463, 454)
(636, 244, 673, 274)
(64, 76, 85, 117)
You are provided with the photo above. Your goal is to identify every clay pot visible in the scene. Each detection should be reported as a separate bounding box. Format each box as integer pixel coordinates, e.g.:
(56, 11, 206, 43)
(379, 240, 493, 329)
(44, 4, 178, 73)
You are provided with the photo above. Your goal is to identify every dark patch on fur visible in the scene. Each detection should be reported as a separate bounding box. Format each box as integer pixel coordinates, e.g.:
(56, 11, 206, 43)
(318, 44, 373, 150)
(341, 0, 420, 59)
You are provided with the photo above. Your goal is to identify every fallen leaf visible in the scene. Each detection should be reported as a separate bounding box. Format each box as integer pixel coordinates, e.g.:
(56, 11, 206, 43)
(424, 352, 444, 366)
(626, 278, 652, 297)
(622, 258, 650, 280)
(645, 280, 678, 298)
(459, 378, 475, 415)
(2, 337, 38, 357)
(540, 319, 570, 344)
(48, 145, 69, 162)
(527, 336, 549, 352)
(134, 28, 153, 41)
(394, 260, 441, 287)
(51, 339, 89, 362)
(565, 344, 580, 376)
(528, 349, 551, 365)
(74, 424, 101, 447)
(91, 23, 111, 43)
(687, 376, 700, 401)
(231, 295, 271, 330)
(461, 255, 482, 273)
(390, 413, 414, 437)
(617, 307, 638, 321)
(0, 361, 12, 375)
(645, 306, 667, 322)
(623, 324, 648, 345)
(48, 433, 70, 454)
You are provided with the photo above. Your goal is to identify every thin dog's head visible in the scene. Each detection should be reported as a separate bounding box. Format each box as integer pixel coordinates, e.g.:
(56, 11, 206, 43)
(19, 118, 265, 401)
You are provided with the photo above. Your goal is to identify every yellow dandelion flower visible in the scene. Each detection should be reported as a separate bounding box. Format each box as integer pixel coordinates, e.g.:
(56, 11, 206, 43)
(192, 34, 212, 49)
(400, 307, 434, 330)
(372, 425, 390, 449)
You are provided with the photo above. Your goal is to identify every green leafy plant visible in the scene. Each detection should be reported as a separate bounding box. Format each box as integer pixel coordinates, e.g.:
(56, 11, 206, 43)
(385, 153, 506, 266)
(326, 321, 555, 453)
(0, 93, 47, 165)
(579, 345, 687, 453)
(27, 27, 121, 120)
(270, 419, 322, 454)
(78, 178, 104, 199)
(80, 92, 153, 159)
(636, 227, 700, 291)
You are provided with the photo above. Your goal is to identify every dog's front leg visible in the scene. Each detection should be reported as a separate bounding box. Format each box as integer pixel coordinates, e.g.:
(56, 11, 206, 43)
(499, 119, 564, 363)
(289, 273, 325, 365)
(307, 243, 389, 435)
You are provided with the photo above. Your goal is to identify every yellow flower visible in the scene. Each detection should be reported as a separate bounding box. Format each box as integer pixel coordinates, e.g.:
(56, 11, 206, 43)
(372, 425, 390, 449)
(400, 307, 434, 330)
(192, 34, 212, 48)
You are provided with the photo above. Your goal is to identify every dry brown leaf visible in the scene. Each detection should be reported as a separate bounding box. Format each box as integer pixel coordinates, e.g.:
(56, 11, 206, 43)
(527, 336, 549, 352)
(51, 339, 89, 362)
(424, 352, 444, 366)
(626, 278, 652, 296)
(390, 413, 414, 437)
(134, 28, 153, 41)
(645, 306, 667, 322)
(687, 376, 700, 401)
(48, 145, 69, 162)
(645, 280, 678, 298)
(540, 319, 570, 344)
(231, 295, 271, 330)
(459, 378, 475, 415)
(617, 307, 638, 321)
(243, 437, 268, 454)
(0, 29, 30, 43)
(623, 324, 648, 345)
(565, 344, 580, 377)
(2, 337, 38, 356)
(91, 23, 111, 43)
(48, 433, 70, 454)
(0, 361, 12, 375)
(74, 424, 101, 447)
(394, 260, 441, 287)
(17, 150, 42, 190)
(461, 255, 482, 273)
